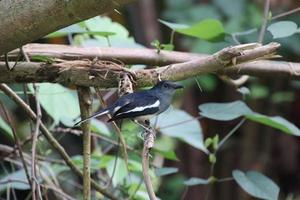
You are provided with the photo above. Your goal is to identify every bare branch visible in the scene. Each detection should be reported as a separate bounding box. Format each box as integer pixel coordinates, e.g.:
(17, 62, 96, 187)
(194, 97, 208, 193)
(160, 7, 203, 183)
(272, 7, 300, 20)
(77, 87, 93, 200)
(0, 43, 283, 88)
(142, 127, 157, 200)
(258, 0, 271, 43)
(5, 43, 205, 65)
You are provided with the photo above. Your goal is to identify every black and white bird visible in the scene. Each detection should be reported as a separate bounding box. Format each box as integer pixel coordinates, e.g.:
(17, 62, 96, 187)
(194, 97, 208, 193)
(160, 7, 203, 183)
(74, 81, 183, 126)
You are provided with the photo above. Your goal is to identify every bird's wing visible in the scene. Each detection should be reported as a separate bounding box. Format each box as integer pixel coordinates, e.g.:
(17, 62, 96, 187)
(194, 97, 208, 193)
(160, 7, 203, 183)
(109, 95, 160, 121)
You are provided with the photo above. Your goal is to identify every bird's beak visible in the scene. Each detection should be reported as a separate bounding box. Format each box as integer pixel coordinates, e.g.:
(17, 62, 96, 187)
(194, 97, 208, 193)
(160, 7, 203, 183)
(172, 82, 183, 89)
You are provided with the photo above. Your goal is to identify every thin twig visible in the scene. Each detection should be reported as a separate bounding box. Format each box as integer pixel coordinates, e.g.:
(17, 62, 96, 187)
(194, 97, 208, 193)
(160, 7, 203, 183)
(0, 99, 32, 188)
(217, 118, 246, 151)
(0, 83, 118, 200)
(258, 0, 271, 43)
(271, 7, 300, 20)
(142, 127, 157, 200)
(105, 138, 120, 188)
(21, 46, 42, 200)
(31, 84, 42, 200)
(77, 87, 93, 200)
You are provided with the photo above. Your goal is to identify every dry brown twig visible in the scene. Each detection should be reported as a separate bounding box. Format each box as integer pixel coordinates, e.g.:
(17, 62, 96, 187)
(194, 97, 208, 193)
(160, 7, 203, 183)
(142, 126, 157, 200)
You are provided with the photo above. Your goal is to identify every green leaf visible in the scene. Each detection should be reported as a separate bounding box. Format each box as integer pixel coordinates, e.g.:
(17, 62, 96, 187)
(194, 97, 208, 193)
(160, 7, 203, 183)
(31, 55, 54, 64)
(209, 154, 216, 164)
(204, 138, 213, 148)
(212, 134, 219, 150)
(45, 23, 116, 38)
(155, 167, 178, 177)
(271, 92, 294, 103)
(250, 84, 269, 99)
(0, 169, 30, 191)
(161, 43, 175, 51)
(81, 16, 143, 48)
(267, 21, 298, 39)
(28, 83, 80, 126)
(199, 101, 253, 121)
(106, 158, 127, 186)
(199, 101, 300, 136)
(246, 114, 300, 136)
(158, 19, 189, 29)
(154, 149, 179, 161)
(45, 24, 85, 38)
(183, 177, 209, 186)
(0, 115, 13, 140)
(176, 19, 225, 41)
(232, 170, 279, 200)
(159, 19, 225, 42)
(152, 108, 208, 153)
(90, 119, 111, 136)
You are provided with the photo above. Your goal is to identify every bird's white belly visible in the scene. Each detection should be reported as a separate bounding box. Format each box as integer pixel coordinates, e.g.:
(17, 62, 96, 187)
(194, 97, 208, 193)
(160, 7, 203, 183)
(135, 114, 156, 121)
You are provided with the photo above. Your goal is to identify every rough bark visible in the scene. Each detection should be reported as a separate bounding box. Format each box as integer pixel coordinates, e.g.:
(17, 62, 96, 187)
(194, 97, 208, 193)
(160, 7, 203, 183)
(0, 43, 292, 88)
(0, 0, 135, 55)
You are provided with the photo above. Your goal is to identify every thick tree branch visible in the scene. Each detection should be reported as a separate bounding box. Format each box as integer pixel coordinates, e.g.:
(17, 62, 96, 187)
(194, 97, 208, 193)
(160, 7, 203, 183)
(0, 43, 290, 88)
(5, 43, 205, 66)
(0, 0, 135, 55)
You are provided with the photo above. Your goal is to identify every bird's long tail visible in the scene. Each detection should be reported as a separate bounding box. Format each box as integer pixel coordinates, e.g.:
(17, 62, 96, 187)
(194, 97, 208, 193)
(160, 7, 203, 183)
(74, 109, 109, 126)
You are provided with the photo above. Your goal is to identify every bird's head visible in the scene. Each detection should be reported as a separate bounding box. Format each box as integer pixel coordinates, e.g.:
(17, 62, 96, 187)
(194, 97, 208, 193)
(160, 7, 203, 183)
(152, 80, 183, 94)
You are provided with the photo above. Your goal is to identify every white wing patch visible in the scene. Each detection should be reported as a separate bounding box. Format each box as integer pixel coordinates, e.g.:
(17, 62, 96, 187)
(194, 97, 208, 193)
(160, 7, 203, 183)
(116, 100, 160, 116)
(112, 106, 121, 113)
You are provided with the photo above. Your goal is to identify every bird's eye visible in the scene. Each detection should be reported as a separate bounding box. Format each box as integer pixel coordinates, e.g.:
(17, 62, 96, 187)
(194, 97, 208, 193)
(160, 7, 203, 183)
(163, 84, 168, 88)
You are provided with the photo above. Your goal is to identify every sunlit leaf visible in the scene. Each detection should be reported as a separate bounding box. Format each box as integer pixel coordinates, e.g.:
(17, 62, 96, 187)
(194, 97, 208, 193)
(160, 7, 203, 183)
(159, 19, 225, 42)
(155, 167, 178, 177)
(267, 21, 298, 39)
(183, 177, 209, 186)
(233, 170, 279, 200)
(28, 83, 80, 126)
(154, 149, 179, 161)
(176, 19, 225, 41)
(81, 16, 143, 48)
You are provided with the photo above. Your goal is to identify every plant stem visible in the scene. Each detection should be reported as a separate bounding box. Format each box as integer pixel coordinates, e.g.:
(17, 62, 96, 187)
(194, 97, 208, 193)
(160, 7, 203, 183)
(77, 87, 93, 200)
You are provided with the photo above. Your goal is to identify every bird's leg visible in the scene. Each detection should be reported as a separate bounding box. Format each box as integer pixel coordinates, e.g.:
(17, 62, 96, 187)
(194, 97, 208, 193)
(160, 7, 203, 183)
(144, 120, 150, 127)
(132, 120, 151, 131)
(132, 120, 154, 140)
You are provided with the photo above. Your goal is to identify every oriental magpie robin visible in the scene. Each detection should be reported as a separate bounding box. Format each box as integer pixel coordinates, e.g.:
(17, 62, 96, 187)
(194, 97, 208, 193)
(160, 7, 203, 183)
(74, 81, 183, 126)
